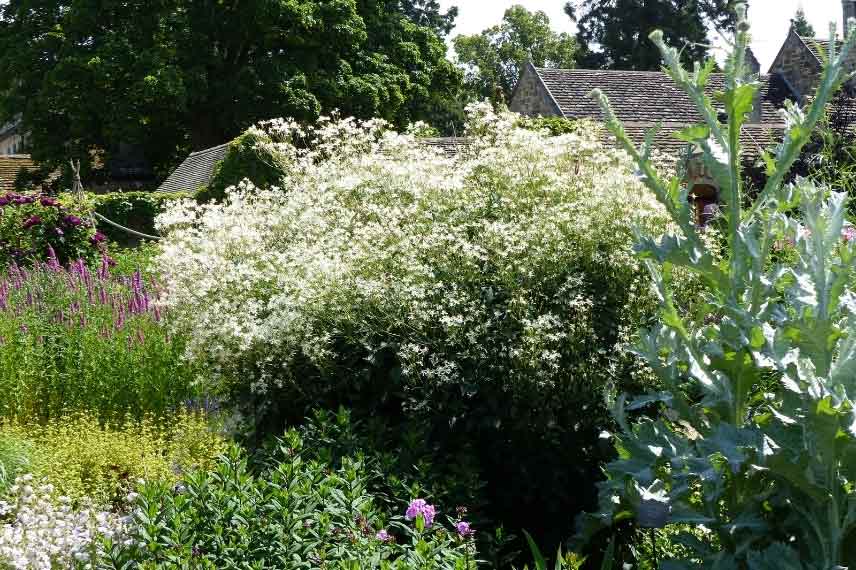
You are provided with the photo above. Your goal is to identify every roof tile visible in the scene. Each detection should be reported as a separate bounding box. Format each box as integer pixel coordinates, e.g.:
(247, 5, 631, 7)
(156, 143, 230, 194)
(0, 155, 36, 191)
(534, 68, 794, 125)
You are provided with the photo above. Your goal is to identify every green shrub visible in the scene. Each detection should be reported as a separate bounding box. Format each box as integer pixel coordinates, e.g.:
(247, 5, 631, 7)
(520, 116, 584, 136)
(89, 191, 188, 246)
(201, 126, 294, 202)
(0, 410, 224, 507)
(154, 105, 684, 554)
(579, 9, 856, 568)
(0, 191, 100, 266)
(0, 253, 201, 422)
(107, 433, 478, 569)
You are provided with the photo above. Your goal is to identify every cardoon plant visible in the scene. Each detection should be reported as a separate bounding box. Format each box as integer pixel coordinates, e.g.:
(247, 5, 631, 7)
(581, 4, 856, 567)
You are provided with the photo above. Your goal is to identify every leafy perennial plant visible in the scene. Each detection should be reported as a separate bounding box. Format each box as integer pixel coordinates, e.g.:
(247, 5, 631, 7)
(582, 5, 856, 568)
(0, 252, 199, 421)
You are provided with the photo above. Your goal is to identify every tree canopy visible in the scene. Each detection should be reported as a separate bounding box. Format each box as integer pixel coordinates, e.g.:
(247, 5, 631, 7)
(453, 5, 577, 103)
(0, 0, 463, 179)
(399, 0, 458, 36)
(565, 0, 738, 70)
(791, 6, 815, 37)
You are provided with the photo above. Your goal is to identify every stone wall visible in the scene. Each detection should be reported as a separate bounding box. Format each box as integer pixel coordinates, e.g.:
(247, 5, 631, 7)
(770, 30, 822, 101)
(509, 64, 562, 118)
(0, 132, 25, 156)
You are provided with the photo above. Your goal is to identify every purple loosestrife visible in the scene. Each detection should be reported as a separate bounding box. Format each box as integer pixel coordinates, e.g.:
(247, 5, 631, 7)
(46, 245, 61, 271)
(405, 499, 436, 528)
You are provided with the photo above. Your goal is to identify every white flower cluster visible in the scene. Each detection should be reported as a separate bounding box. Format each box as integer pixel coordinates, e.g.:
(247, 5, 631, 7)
(155, 103, 672, 393)
(0, 475, 126, 569)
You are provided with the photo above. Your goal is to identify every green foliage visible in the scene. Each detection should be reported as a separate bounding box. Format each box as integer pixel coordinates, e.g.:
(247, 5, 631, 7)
(565, 0, 736, 70)
(517, 530, 587, 570)
(0, 431, 31, 495)
(105, 432, 478, 568)
(791, 6, 815, 37)
(90, 191, 188, 245)
(0, 254, 200, 422)
(792, 88, 856, 219)
(399, 0, 458, 37)
(202, 131, 290, 202)
(0, 191, 100, 266)
(0, 0, 463, 177)
(582, 7, 856, 568)
(0, 411, 224, 506)
(453, 6, 577, 102)
(520, 116, 585, 136)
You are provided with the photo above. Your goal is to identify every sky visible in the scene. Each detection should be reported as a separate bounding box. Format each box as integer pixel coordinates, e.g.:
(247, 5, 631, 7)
(438, 0, 842, 72)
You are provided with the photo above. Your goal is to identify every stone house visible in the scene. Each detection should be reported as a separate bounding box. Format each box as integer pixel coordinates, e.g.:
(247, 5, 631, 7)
(0, 118, 25, 156)
(509, 0, 856, 223)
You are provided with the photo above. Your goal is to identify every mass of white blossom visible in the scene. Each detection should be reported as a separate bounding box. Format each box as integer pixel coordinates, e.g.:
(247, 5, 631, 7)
(155, 103, 674, 395)
(0, 475, 126, 569)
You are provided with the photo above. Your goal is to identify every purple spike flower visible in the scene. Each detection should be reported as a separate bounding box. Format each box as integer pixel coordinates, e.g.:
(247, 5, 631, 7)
(46, 245, 61, 271)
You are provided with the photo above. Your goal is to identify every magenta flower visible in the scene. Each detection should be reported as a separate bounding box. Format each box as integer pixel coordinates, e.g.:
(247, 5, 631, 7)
(455, 521, 474, 538)
(63, 215, 82, 227)
(843, 226, 856, 243)
(405, 499, 436, 528)
(90, 231, 106, 245)
(39, 196, 59, 207)
(22, 215, 42, 229)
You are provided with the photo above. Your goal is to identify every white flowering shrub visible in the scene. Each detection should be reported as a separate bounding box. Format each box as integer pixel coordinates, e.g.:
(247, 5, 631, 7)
(154, 103, 679, 546)
(157, 104, 671, 397)
(0, 475, 126, 569)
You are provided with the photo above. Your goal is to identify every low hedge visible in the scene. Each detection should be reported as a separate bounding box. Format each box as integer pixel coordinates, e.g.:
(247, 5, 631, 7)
(89, 191, 188, 246)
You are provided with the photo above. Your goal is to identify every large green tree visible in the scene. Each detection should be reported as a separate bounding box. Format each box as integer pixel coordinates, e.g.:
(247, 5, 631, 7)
(399, 0, 458, 36)
(565, 0, 738, 70)
(453, 5, 577, 102)
(0, 0, 462, 179)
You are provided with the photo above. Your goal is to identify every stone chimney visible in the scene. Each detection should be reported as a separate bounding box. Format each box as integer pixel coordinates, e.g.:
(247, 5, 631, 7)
(845, 0, 856, 35)
(746, 48, 763, 122)
(746, 47, 761, 76)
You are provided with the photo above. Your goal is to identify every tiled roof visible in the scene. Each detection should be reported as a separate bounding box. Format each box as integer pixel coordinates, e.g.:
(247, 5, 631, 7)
(800, 37, 844, 63)
(613, 124, 785, 162)
(156, 143, 230, 193)
(420, 137, 473, 157)
(0, 155, 36, 191)
(534, 68, 795, 125)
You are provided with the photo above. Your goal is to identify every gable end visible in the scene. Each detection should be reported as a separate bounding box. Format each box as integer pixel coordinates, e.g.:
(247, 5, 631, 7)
(509, 62, 564, 118)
